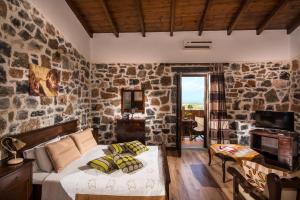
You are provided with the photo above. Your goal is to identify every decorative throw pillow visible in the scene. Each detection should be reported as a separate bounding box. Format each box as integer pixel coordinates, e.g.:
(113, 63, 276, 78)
(124, 140, 149, 155)
(70, 128, 97, 154)
(108, 143, 127, 154)
(242, 160, 290, 191)
(88, 155, 118, 174)
(46, 137, 81, 172)
(113, 154, 143, 173)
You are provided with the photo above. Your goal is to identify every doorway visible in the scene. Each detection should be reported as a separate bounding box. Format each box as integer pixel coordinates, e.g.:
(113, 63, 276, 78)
(176, 74, 208, 153)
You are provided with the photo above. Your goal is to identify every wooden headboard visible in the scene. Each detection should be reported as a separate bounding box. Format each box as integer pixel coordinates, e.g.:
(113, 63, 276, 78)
(15, 120, 78, 155)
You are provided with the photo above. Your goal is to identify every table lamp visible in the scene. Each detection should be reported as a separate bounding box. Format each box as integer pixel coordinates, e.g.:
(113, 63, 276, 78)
(1, 137, 26, 165)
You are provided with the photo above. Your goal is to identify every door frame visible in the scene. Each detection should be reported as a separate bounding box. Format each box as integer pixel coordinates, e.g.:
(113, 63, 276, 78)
(176, 73, 209, 155)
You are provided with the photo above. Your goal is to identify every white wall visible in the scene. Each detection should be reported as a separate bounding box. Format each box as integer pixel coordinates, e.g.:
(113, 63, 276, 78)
(91, 31, 290, 63)
(31, 0, 90, 59)
(290, 27, 300, 59)
(20, 0, 299, 63)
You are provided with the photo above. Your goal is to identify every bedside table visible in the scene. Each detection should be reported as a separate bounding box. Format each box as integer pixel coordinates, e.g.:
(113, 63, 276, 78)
(0, 159, 33, 200)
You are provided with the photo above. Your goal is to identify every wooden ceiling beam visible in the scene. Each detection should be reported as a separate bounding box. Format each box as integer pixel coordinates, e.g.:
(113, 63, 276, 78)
(135, 0, 146, 37)
(65, 0, 93, 38)
(227, 0, 251, 35)
(256, 0, 289, 35)
(100, 0, 119, 37)
(198, 0, 212, 36)
(287, 13, 300, 34)
(170, 0, 176, 36)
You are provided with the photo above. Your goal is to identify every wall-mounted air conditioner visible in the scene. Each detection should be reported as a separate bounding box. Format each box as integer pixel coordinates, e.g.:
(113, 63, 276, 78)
(183, 41, 212, 49)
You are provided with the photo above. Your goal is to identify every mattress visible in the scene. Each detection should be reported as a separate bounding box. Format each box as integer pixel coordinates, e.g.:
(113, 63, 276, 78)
(35, 145, 165, 200)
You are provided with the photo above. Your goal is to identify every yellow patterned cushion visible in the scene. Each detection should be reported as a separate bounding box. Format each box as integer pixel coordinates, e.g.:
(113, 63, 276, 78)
(113, 154, 143, 173)
(108, 143, 127, 154)
(124, 140, 149, 155)
(88, 155, 118, 173)
(242, 160, 290, 191)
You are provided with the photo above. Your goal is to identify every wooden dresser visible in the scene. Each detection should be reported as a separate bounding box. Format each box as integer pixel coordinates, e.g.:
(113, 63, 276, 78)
(115, 119, 146, 143)
(0, 159, 33, 200)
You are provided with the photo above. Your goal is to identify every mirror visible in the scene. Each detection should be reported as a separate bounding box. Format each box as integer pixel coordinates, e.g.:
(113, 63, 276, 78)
(121, 89, 144, 113)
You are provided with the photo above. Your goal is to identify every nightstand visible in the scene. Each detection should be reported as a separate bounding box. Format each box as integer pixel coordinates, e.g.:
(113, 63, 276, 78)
(0, 159, 33, 200)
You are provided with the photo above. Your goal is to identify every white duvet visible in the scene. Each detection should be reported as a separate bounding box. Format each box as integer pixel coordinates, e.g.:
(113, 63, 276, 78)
(40, 145, 165, 200)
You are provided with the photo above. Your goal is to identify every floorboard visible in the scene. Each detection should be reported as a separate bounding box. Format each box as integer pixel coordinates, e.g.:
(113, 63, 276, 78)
(167, 149, 235, 200)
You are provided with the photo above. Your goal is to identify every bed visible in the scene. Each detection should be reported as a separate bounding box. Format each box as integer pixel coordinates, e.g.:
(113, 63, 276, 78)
(15, 120, 170, 200)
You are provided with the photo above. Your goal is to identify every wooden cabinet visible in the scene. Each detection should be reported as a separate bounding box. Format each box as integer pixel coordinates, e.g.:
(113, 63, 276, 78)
(0, 159, 33, 200)
(250, 129, 298, 170)
(278, 136, 297, 169)
(115, 119, 146, 143)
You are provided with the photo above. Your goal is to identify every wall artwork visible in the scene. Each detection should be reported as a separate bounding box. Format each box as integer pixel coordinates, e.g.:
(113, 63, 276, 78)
(29, 64, 59, 97)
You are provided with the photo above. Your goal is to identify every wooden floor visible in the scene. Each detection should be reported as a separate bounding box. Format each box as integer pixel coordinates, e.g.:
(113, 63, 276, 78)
(167, 149, 235, 200)
(181, 137, 204, 149)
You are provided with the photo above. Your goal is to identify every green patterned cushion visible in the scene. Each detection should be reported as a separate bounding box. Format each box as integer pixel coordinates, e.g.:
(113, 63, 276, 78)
(108, 143, 127, 154)
(113, 154, 143, 173)
(124, 140, 149, 155)
(88, 155, 118, 173)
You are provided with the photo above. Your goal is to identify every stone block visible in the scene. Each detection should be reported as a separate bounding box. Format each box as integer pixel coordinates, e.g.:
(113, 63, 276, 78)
(264, 89, 279, 103)
(0, 98, 9, 109)
(101, 92, 117, 99)
(0, 65, 6, 83)
(0, 86, 14, 97)
(160, 105, 170, 112)
(2, 23, 16, 36)
(0, 40, 11, 57)
(161, 76, 172, 86)
(126, 67, 136, 75)
(9, 68, 23, 78)
(242, 64, 250, 72)
(18, 30, 32, 41)
(151, 98, 160, 106)
(0, 117, 7, 135)
(0, 0, 7, 18)
(12, 51, 29, 68)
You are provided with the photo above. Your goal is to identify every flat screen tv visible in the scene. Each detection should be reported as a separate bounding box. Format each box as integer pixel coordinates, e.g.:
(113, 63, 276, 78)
(255, 111, 294, 131)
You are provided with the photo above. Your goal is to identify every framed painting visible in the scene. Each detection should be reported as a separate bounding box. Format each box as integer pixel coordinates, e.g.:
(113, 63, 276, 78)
(29, 64, 59, 96)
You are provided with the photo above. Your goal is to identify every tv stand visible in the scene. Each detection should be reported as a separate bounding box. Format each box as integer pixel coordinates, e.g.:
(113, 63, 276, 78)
(250, 129, 299, 170)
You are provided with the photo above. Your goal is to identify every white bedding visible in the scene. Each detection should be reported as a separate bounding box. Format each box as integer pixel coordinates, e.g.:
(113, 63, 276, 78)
(33, 171, 50, 184)
(36, 145, 165, 200)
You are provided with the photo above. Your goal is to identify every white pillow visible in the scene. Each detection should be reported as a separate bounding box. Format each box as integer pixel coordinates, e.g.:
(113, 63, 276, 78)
(34, 137, 60, 172)
(23, 148, 39, 172)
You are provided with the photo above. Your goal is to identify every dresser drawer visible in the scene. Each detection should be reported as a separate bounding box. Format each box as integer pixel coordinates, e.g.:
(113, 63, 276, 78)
(0, 163, 31, 191)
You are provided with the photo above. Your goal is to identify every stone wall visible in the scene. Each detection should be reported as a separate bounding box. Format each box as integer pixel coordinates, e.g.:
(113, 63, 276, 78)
(91, 61, 300, 146)
(90, 63, 177, 146)
(224, 61, 294, 144)
(0, 0, 90, 147)
(291, 56, 300, 135)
